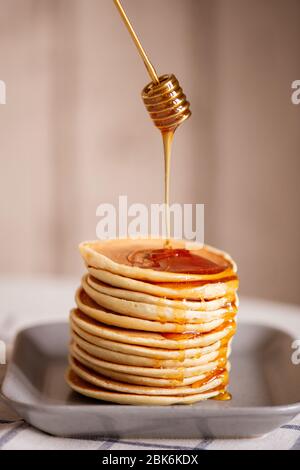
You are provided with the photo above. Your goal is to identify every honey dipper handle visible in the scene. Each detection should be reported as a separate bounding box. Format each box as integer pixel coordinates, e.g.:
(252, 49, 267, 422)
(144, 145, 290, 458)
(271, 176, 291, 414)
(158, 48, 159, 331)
(113, 0, 159, 84)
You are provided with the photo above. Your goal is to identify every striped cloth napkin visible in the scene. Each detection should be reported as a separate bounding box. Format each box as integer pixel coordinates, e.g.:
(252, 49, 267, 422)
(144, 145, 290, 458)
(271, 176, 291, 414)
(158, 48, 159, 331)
(0, 408, 300, 450)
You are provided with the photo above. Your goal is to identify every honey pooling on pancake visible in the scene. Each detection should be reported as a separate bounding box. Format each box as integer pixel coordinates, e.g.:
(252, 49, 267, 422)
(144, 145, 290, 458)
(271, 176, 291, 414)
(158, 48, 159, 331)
(66, 239, 239, 405)
(127, 247, 228, 275)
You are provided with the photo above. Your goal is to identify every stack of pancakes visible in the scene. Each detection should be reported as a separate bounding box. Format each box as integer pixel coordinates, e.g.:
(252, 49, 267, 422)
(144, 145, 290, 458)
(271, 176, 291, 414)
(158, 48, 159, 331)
(66, 239, 239, 405)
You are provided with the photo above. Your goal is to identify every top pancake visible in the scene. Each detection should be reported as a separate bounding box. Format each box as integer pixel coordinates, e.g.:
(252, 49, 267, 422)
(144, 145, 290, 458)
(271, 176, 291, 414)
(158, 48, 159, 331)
(79, 238, 237, 282)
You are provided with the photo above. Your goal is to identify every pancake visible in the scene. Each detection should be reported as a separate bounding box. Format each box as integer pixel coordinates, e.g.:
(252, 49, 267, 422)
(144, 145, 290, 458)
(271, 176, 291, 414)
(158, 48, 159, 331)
(71, 330, 229, 368)
(70, 351, 214, 386)
(70, 342, 225, 379)
(71, 320, 225, 359)
(75, 288, 232, 333)
(66, 368, 223, 405)
(82, 275, 236, 324)
(86, 267, 237, 312)
(70, 309, 236, 350)
(69, 357, 228, 397)
(79, 239, 237, 283)
(87, 267, 238, 301)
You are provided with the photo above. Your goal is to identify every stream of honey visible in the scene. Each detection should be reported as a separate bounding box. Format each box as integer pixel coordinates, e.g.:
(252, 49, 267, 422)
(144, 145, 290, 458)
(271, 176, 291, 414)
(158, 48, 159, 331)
(126, 115, 227, 276)
(162, 130, 174, 246)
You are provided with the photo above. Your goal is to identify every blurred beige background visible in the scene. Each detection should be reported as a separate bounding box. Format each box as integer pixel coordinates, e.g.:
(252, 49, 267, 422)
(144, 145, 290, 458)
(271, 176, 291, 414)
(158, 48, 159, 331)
(0, 0, 299, 304)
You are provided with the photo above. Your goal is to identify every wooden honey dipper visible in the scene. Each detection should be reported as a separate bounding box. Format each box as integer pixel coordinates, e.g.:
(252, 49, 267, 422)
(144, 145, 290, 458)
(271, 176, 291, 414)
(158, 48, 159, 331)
(113, 0, 191, 244)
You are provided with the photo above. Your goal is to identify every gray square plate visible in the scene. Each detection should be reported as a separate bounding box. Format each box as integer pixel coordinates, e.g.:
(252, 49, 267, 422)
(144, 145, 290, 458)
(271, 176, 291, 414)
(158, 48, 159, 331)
(1, 322, 300, 438)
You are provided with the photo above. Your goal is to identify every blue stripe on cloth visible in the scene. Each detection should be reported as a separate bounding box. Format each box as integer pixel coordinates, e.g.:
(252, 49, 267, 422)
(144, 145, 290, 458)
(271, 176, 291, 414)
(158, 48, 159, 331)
(69, 434, 115, 442)
(282, 424, 300, 431)
(98, 439, 118, 450)
(0, 422, 28, 449)
(193, 439, 213, 450)
(98, 438, 195, 451)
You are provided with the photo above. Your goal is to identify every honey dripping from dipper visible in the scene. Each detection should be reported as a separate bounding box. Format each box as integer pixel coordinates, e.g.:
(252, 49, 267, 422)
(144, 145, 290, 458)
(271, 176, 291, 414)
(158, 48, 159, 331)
(113, 1, 191, 258)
